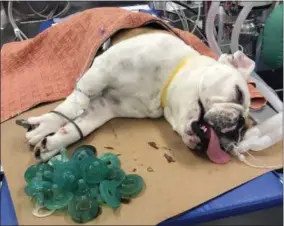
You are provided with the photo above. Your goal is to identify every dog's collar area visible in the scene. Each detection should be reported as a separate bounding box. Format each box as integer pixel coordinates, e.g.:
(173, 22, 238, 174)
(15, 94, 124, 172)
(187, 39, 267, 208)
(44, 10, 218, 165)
(161, 56, 191, 108)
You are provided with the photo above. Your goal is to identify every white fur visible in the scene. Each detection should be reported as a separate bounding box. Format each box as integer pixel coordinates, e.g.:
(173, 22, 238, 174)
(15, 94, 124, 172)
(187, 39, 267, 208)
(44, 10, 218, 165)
(25, 33, 254, 161)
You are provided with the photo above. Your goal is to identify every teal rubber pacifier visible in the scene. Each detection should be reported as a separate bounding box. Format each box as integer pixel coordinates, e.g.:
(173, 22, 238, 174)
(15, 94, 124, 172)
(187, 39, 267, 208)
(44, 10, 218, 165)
(99, 180, 121, 208)
(118, 174, 144, 198)
(44, 184, 73, 210)
(24, 177, 53, 205)
(81, 158, 109, 184)
(23, 144, 146, 223)
(76, 179, 99, 198)
(68, 194, 100, 223)
(53, 162, 79, 192)
(107, 168, 126, 185)
(24, 163, 53, 183)
(72, 145, 97, 161)
(99, 153, 120, 169)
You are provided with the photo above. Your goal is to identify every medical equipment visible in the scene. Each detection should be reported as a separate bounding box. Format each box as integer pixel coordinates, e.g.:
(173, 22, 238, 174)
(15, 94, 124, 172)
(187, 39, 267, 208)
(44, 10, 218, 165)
(203, 1, 283, 168)
(6, 1, 70, 40)
(205, 1, 283, 110)
(235, 113, 282, 152)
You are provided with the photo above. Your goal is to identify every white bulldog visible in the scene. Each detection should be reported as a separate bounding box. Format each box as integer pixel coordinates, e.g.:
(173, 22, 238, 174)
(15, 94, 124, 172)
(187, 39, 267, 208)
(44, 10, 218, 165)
(19, 30, 255, 163)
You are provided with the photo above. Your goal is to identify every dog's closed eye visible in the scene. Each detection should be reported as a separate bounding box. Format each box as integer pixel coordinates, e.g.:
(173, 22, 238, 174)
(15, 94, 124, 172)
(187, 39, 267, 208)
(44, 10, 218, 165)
(235, 85, 244, 105)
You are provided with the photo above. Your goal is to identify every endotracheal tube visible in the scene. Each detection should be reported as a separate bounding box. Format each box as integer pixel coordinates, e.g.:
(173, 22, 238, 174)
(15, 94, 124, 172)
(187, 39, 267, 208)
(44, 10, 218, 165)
(231, 112, 282, 169)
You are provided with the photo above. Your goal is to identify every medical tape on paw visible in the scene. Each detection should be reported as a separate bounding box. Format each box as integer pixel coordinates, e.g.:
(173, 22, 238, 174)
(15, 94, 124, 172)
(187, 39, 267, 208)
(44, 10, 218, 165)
(67, 90, 90, 110)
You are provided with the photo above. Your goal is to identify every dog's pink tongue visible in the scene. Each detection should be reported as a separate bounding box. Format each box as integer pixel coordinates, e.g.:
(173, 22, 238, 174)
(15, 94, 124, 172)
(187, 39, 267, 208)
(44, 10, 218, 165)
(207, 127, 231, 164)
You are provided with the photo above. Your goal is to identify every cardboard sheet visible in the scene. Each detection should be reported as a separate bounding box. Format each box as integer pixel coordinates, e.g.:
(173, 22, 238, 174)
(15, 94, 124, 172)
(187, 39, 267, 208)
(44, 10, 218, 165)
(1, 102, 282, 225)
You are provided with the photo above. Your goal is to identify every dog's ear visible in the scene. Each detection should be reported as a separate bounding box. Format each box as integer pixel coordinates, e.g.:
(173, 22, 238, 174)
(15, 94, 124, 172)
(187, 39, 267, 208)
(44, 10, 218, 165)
(218, 51, 255, 81)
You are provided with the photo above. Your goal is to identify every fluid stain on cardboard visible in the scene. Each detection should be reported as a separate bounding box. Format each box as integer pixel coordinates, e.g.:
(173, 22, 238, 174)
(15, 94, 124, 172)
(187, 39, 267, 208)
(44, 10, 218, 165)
(164, 153, 175, 163)
(148, 141, 159, 149)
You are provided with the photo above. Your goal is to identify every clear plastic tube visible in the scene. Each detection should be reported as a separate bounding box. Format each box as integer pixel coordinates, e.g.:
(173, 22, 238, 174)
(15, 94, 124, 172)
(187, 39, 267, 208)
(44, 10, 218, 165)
(230, 2, 254, 54)
(205, 1, 222, 56)
(236, 126, 282, 153)
(244, 112, 283, 139)
(251, 72, 283, 113)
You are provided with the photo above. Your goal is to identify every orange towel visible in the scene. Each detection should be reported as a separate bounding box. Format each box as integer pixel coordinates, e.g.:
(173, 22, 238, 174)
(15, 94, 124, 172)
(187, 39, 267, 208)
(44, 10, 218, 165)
(0, 7, 265, 123)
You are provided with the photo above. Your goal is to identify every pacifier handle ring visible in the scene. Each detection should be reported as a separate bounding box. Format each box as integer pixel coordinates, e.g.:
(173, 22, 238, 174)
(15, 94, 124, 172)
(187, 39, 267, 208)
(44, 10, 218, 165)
(32, 203, 55, 218)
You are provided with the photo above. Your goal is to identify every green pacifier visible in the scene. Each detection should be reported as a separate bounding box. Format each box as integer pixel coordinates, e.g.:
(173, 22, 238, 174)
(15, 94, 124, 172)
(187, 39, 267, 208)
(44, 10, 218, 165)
(24, 163, 53, 183)
(24, 177, 53, 205)
(76, 179, 99, 198)
(72, 145, 97, 161)
(53, 162, 79, 192)
(81, 158, 109, 184)
(118, 174, 144, 198)
(99, 180, 121, 208)
(44, 184, 73, 210)
(99, 153, 120, 169)
(68, 194, 100, 223)
(107, 168, 126, 186)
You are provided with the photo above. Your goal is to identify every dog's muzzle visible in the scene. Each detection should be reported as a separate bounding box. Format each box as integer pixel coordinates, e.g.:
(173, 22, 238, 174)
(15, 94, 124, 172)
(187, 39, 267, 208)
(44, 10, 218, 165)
(204, 109, 246, 151)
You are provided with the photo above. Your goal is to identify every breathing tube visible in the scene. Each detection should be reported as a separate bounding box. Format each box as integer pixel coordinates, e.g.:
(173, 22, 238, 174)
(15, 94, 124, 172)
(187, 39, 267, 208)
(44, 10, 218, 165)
(205, 1, 222, 56)
(235, 112, 282, 153)
(205, 2, 283, 169)
(230, 2, 254, 54)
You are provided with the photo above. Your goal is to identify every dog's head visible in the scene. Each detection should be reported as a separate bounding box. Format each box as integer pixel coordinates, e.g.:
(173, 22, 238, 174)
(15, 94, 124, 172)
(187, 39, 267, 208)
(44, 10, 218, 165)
(194, 51, 254, 158)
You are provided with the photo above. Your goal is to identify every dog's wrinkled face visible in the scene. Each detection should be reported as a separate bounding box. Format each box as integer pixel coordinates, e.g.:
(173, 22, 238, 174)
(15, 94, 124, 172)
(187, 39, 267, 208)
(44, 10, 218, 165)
(199, 51, 255, 152)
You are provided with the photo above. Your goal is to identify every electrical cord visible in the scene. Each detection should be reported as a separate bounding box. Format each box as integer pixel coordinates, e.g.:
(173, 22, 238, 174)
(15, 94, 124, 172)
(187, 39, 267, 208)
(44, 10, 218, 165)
(12, 4, 49, 18)
(160, 7, 208, 42)
(191, 2, 201, 33)
(7, 1, 70, 41)
(26, 1, 70, 19)
(8, 1, 28, 41)
(172, 1, 198, 15)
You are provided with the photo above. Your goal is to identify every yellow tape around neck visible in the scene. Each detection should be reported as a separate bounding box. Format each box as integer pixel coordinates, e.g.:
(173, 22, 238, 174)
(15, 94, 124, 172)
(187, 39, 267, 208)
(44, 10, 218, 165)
(161, 56, 190, 108)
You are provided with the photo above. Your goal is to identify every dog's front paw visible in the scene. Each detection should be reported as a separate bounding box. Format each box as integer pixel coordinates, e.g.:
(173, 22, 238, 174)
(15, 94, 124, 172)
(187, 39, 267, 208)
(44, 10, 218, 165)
(24, 113, 65, 146)
(182, 133, 200, 150)
(33, 134, 61, 162)
(182, 119, 206, 150)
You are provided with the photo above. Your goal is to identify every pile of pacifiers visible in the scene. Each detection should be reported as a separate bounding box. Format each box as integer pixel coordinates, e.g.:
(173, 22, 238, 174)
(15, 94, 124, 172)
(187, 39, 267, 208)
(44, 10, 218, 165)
(24, 145, 145, 223)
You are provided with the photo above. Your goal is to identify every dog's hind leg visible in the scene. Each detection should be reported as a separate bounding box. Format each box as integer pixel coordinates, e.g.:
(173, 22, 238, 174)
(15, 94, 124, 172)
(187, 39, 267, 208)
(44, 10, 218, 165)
(33, 97, 115, 161)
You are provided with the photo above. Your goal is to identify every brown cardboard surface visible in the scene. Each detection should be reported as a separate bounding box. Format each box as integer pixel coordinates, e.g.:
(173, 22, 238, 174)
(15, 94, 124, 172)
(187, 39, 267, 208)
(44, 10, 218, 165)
(1, 102, 282, 225)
